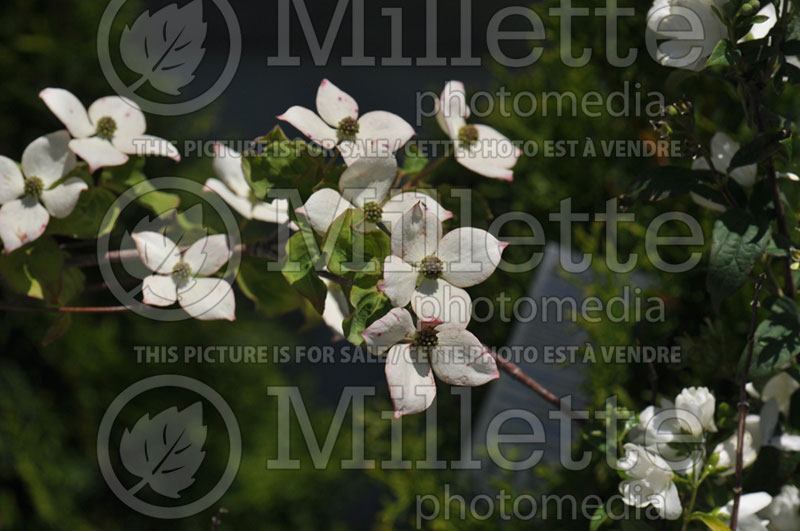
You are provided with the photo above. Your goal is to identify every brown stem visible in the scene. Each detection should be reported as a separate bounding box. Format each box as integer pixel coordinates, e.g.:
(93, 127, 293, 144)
(730, 274, 765, 531)
(68, 243, 276, 268)
(405, 155, 450, 189)
(0, 303, 133, 313)
(493, 354, 582, 422)
(766, 157, 795, 300)
(746, 78, 795, 299)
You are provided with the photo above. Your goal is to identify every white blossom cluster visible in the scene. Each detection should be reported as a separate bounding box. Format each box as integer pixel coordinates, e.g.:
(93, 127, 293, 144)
(616, 374, 800, 526)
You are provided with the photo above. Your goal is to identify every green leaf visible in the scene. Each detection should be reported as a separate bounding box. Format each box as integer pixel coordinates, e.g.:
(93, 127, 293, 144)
(691, 512, 731, 531)
(349, 274, 381, 308)
(589, 503, 609, 531)
(746, 296, 800, 379)
(281, 230, 326, 314)
(248, 137, 327, 200)
(628, 166, 713, 202)
(706, 39, 740, 67)
(255, 124, 290, 144)
(765, 234, 792, 257)
(46, 187, 119, 239)
(401, 144, 429, 175)
(322, 209, 385, 276)
(42, 313, 72, 347)
(707, 209, 771, 309)
(99, 159, 180, 214)
(781, 136, 794, 162)
(730, 132, 788, 169)
(341, 290, 392, 346)
(236, 256, 301, 317)
(60, 267, 86, 305)
(323, 209, 356, 276)
(0, 237, 65, 303)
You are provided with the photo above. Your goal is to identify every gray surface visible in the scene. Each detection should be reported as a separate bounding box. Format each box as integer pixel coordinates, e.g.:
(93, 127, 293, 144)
(471, 243, 591, 491)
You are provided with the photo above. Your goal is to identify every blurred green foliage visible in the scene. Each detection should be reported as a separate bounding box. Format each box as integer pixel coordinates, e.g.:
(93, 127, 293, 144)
(2, 0, 799, 529)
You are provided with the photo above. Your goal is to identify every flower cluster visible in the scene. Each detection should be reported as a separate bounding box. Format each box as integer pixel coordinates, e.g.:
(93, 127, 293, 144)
(253, 79, 518, 416)
(0, 90, 180, 253)
(614, 374, 800, 524)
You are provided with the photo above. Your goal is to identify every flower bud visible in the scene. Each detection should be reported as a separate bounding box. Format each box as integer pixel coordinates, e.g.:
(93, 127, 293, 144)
(675, 386, 717, 436)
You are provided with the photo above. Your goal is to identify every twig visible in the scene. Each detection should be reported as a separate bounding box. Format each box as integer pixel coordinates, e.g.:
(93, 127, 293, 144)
(741, 38, 795, 299)
(405, 155, 450, 189)
(493, 354, 583, 422)
(0, 303, 133, 313)
(730, 274, 765, 531)
(67, 243, 278, 268)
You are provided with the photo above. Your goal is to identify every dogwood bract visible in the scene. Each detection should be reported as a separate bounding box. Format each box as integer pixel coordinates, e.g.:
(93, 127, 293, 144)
(381, 203, 507, 327)
(40, 88, 180, 172)
(436, 81, 521, 181)
(205, 143, 290, 224)
(297, 154, 452, 235)
(132, 232, 236, 321)
(277, 79, 415, 166)
(361, 307, 498, 417)
(0, 131, 87, 253)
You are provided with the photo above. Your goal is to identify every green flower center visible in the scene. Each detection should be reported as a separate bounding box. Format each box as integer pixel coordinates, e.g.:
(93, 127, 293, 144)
(363, 201, 383, 224)
(96, 116, 117, 140)
(458, 125, 479, 148)
(172, 261, 192, 281)
(337, 116, 359, 141)
(24, 177, 44, 198)
(414, 328, 439, 349)
(420, 255, 443, 280)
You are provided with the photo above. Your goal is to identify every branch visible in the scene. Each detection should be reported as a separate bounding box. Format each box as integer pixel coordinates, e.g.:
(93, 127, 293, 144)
(730, 274, 765, 531)
(744, 65, 795, 300)
(0, 303, 133, 313)
(67, 242, 279, 268)
(493, 354, 583, 422)
(405, 155, 450, 189)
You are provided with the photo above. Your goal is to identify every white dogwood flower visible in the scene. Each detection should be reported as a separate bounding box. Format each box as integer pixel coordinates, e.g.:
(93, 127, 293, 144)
(618, 443, 682, 520)
(132, 232, 236, 321)
(674, 386, 718, 436)
(205, 143, 290, 224)
(0, 131, 87, 253)
(277, 79, 415, 166)
(361, 307, 498, 418)
(761, 485, 800, 531)
(40, 88, 180, 172)
(436, 81, 521, 181)
(646, 0, 729, 71)
(718, 492, 773, 531)
(296, 154, 452, 235)
(381, 203, 507, 327)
